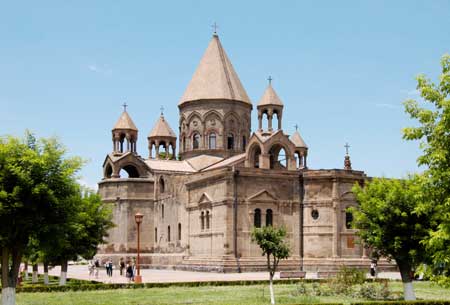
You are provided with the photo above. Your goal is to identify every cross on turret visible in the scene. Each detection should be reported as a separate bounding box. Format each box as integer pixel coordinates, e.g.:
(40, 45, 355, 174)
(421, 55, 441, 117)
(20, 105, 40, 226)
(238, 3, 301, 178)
(345, 142, 350, 156)
(160, 106, 164, 116)
(122, 102, 128, 112)
(268, 76, 273, 85)
(294, 124, 299, 131)
(211, 22, 219, 35)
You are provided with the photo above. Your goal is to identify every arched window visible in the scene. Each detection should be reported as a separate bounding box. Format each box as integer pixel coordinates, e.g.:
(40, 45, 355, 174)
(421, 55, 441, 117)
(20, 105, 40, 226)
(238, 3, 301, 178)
(119, 165, 140, 178)
(266, 209, 273, 226)
(155, 227, 158, 243)
(209, 133, 217, 149)
(242, 136, 247, 151)
(269, 145, 288, 169)
(161, 204, 164, 219)
(346, 211, 353, 229)
(159, 176, 165, 193)
(178, 223, 181, 241)
(252, 146, 262, 168)
(193, 133, 200, 149)
(206, 211, 210, 229)
(167, 225, 171, 242)
(227, 133, 234, 150)
(201, 211, 205, 230)
(119, 134, 126, 153)
(105, 164, 112, 178)
(254, 208, 261, 228)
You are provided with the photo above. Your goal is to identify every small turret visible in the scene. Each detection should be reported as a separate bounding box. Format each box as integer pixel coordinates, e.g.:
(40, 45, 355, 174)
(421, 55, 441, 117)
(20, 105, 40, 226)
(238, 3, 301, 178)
(148, 109, 177, 160)
(257, 78, 284, 133)
(290, 128, 308, 169)
(112, 104, 138, 155)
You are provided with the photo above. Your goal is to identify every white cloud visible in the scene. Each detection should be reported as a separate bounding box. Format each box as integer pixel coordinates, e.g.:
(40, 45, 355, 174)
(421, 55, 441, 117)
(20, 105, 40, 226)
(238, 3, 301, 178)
(87, 64, 112, 76)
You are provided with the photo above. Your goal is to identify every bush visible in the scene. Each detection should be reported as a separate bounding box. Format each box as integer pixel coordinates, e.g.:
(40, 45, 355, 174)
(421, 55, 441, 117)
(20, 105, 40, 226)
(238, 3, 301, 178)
(351, 282, 394, 300)
(330, 266, 366, 294)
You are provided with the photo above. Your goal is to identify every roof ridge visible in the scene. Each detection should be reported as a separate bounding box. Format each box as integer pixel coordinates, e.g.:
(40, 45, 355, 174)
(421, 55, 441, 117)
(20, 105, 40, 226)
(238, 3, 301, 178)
(216, 36, 235, 100)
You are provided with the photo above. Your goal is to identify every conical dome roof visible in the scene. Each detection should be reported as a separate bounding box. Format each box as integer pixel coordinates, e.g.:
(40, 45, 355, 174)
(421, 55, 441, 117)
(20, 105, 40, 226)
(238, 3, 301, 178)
(113, 111, 138, 131)
(148, 115, 177, 139)
(290, 130, 308, 148)
(258, 84, 284, 107)
(179, 35, 251, 106)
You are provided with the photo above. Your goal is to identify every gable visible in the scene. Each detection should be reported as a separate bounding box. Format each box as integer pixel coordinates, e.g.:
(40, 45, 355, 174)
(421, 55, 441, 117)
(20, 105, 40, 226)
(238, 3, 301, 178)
(247, 190, 278, 202)
(198, 193, 213, 204)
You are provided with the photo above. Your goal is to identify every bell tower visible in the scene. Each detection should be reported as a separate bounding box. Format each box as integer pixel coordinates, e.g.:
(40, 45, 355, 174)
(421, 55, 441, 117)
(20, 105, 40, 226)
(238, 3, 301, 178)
(112, 104, 138, 155)
(257, 79, 284, 133)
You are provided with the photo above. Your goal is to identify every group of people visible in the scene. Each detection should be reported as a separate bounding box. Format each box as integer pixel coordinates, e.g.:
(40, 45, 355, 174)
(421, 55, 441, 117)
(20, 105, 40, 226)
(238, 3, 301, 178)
(88, 257, 137, 282)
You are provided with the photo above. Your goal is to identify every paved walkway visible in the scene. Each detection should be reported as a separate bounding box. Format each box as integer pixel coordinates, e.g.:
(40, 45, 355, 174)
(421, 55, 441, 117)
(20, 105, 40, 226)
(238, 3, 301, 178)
(31, 265, 402, 284)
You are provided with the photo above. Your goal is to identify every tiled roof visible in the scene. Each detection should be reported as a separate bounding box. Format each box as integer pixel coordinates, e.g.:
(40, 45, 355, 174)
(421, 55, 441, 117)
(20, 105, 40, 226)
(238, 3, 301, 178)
(179, 35, 251, 106)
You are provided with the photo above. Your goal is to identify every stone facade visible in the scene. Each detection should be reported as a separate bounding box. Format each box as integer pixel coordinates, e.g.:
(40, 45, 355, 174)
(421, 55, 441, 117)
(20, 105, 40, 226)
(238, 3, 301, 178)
(97, 34, 390, 272)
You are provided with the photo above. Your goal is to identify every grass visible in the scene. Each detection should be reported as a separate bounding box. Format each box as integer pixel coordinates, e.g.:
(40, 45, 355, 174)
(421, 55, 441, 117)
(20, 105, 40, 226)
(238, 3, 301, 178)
(13, 281, 450, 305)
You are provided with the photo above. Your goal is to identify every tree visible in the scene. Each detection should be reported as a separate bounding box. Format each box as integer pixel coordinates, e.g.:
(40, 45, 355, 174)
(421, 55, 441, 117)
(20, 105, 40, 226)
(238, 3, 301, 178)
(42, 188, 113, 285)
(251, 226, 290, 305)
(0, 134, 82, 305)
(351, 176, 431, 300)
(403, 54, 450, 283)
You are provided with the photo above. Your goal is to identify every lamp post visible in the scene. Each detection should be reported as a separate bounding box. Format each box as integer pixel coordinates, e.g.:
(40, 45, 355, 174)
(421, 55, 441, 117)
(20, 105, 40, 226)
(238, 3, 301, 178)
(134, 212, 143, 283)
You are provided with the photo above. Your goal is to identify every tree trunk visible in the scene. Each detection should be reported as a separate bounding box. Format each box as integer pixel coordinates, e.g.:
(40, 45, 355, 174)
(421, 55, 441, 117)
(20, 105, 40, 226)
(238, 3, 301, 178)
(1, 288, 15, 305)
(32, 264, 38, 283)
(397, 259, 416, 300)
(43, 262, 49, 285)
(269, 273, 275, 305)
(1, 247, 22, 305)
(59, 261, 68, 286)
(24, 262, 28, 281)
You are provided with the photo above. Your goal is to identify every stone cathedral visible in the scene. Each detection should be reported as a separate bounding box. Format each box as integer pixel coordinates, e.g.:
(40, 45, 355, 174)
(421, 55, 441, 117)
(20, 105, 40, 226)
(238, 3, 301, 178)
(97, 34, 378, 272)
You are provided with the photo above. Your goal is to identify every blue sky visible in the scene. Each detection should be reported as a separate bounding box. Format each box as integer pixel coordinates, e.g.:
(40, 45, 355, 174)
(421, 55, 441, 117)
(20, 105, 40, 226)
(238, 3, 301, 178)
(1, 1, 449, 189)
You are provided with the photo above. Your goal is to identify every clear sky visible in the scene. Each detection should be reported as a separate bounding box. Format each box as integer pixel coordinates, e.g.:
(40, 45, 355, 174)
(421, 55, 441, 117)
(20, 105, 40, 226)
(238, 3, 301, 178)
(1, 1, 449, 189)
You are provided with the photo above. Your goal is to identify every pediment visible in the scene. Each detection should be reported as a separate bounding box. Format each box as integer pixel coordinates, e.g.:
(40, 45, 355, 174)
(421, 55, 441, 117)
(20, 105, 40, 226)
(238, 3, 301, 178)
(247, 190, 277, 202)
(198, 193, 213, 204)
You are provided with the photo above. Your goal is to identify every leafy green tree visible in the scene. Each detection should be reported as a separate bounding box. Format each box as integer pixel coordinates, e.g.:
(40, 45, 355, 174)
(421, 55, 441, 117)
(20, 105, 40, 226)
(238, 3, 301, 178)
(0, 134, 82, 305)
(403, 54, 450, 284)
(40, 188, 113, 285)
(351, 176, 431, 300)
(251, 226, 290, 305)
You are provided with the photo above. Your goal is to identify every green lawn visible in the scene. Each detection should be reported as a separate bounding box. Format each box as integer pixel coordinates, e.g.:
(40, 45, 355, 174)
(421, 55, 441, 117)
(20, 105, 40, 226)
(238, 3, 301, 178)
(14, 281, 450, 305)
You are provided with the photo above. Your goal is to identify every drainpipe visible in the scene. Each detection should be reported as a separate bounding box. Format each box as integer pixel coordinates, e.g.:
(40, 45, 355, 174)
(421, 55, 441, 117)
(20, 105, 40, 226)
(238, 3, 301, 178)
(232, 166, 241, 273)
(299, 172, 305, 271)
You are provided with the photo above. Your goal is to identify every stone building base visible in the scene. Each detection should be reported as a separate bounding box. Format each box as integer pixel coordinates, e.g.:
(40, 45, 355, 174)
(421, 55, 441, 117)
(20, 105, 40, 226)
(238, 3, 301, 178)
(95, 253, 396, 273)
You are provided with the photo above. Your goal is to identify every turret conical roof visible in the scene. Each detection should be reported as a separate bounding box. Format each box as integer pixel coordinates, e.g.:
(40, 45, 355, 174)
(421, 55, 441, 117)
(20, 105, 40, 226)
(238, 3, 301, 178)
(148, 115, 177, 139)
(113, 111, 138, 131)
(290, 130, 308, 148)
(258, 84, 284, 107)
(179, 35, 251, 106)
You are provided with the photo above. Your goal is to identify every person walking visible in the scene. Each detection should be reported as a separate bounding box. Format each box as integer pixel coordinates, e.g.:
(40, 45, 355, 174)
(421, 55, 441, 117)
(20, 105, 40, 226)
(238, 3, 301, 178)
(94, 259, 100, 278)
(119, 258, 125, 276)
(108, 259, 113, 277)
(126, 262, 133, 283)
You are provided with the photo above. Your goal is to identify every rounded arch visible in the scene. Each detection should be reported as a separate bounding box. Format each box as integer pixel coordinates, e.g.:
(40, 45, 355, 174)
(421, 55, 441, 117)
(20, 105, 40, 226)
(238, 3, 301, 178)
(268, 142, 293, 170)
(104, 162, 113, 178)
(159, 176, 165, 193)
(119, 164, 140, 178)
(247, 142, 263, 168)
(192, 132, 201, 149)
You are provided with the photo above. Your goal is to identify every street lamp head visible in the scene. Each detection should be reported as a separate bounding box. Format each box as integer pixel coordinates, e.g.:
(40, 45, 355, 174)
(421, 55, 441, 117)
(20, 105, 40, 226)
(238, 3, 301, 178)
(135, 212, 144, 224)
